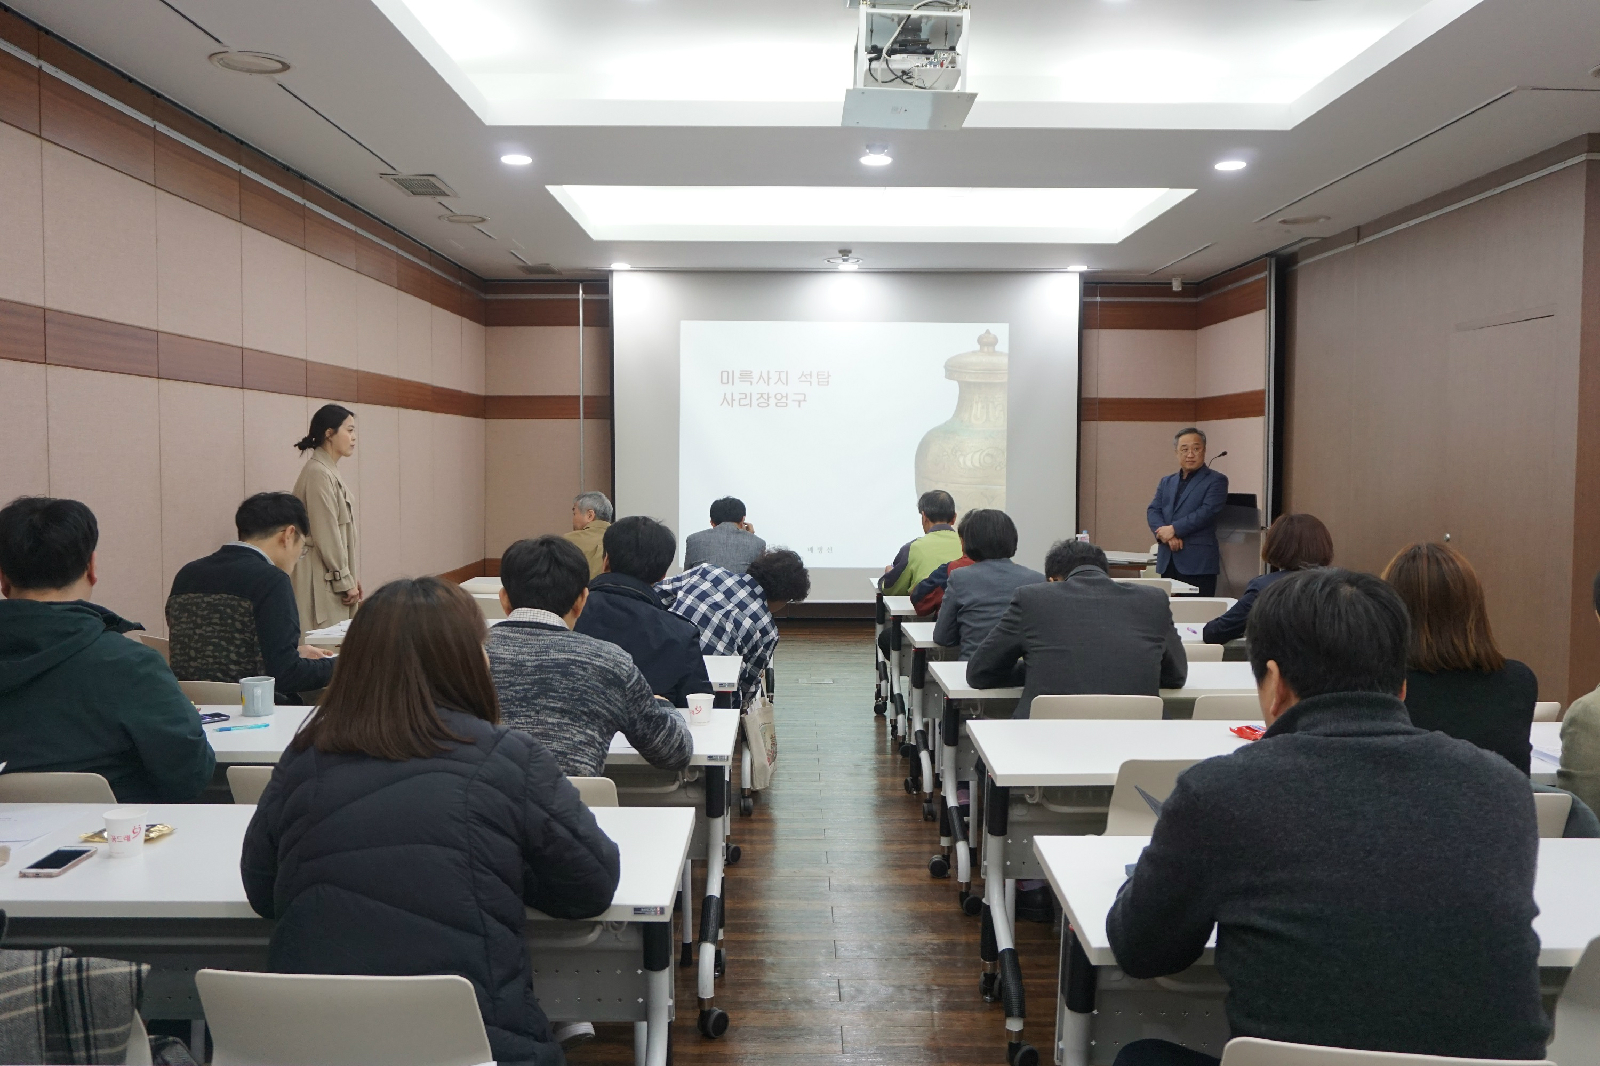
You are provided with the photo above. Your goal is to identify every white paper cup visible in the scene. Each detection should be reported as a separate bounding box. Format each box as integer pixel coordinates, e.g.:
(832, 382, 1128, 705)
(104, 808, 146, 858)
(240, 676, 275, 717)
(686, 694, 713, 725)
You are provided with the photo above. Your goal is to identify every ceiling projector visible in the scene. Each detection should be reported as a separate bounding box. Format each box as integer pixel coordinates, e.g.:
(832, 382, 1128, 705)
(842, 0, 976, 130)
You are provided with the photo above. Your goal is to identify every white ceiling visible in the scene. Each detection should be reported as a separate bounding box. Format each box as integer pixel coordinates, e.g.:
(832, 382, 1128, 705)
(12, 0, 1600, 280)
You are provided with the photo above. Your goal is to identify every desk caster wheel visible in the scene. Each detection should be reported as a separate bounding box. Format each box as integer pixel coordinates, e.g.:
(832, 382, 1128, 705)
(697, 1008, 729, 1038)
(898, 740, 916, 758)
(922, 799, 936, 821)
(928, 854, 950, 878)
(873, 697, 887, 716)
(979, 972, 999, 1003)
(903, 777, 917, 795)
(1009, 1041, 1040, 1066)
(724, 843, 742, 865)
(960, 891, 983, 917)
(715, 947, 726, 978)
(739, 796, 754, 817)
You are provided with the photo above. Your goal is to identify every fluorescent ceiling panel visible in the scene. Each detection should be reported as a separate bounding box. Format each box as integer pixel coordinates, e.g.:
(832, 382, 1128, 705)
(546, 186, 1195, 243)
(371, 0, 1484, 129)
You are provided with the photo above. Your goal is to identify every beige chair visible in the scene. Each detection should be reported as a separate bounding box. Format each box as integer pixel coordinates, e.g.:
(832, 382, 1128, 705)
(1221, 1036, 1553, 1066)
(1030, 694, 1163, 720)
(179, 680, 242, 706)
(123, 631, 170, 663)
(1535, 701, 1563, 723)
(1192, 693, 1262, 721)
(473, 593, 507, 621)
(1535, 791, 1573, 838)
(1186, 643, 1225, 662)
(1548, 934, 1600, 1066)
(0, 772, 116, 803)
(1169, 598, 1231, 623)
(124, 1012, 152, 1066)
(196, 970, 493, 1066)
(1112, 577, 1173, 595)
(1105, 759, 1200, 835)
(568, 776, 619, 807)
(226, 766, 274, 805)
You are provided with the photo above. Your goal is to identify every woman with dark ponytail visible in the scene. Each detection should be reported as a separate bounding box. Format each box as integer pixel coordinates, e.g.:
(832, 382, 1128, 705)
(291, 404, 360, 636)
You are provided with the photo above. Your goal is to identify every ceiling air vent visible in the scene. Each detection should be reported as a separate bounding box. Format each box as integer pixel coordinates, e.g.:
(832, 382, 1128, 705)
(380, 173, 458, 197)
(517, 263, 562, 276)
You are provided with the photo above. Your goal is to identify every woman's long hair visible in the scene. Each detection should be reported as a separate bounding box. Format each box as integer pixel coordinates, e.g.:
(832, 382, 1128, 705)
(1381, 542, 1506, 673)
(293, 577, 500, 760)
(295, 404, 355, 453)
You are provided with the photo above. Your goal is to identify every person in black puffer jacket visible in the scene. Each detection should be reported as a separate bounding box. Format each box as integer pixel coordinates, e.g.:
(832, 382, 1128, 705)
(241, 577, 620, 1066)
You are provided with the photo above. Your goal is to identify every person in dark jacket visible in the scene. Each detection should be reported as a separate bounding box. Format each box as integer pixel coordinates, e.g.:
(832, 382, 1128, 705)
(1147, 428, 1228, 598)
(933, 509, 1044, 659)
(682, 497, 767, 575)
(1382, 541, 1537, 773)
(167, 493, 336, 702)
(1202, 513, 1332, 645)
(968, 539, 1186, 718)
(0, 496, 214, 802)
(242, 576, 620, 1066)
(1107, 569, 1549, 1066)
(574, 516, 713, 707)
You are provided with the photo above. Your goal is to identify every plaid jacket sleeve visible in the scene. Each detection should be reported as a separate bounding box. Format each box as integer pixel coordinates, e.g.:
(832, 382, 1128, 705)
(737, 608, 780, 706)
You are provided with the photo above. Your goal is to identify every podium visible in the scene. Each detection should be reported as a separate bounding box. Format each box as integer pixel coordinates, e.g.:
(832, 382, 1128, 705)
(1216, 493, 1262, 599)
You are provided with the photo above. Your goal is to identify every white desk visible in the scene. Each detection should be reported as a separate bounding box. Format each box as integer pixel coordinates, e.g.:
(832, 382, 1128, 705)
(1105, 550, 1155, 569)
(968, 719, 1257, 788)
(200, 706, 312, 764)
(900, 621, 939, 649)
(884, 595, 918, 618)
(929, 659, 1022, 701)
(461, 576, 503, 595)
(704, 654, 740, 694)
(1531, 721, 1562, 785)
(608, 707, 739, 767)
(1175, 622, 1206, 643)
(1161, 661, 1256, 700)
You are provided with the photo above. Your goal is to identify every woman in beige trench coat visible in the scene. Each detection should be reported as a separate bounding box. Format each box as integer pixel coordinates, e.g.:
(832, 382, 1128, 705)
(292, 404, 361, 636)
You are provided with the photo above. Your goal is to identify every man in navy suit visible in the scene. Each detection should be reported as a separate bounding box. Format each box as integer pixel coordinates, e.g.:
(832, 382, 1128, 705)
(1147, 428, 1228, 597)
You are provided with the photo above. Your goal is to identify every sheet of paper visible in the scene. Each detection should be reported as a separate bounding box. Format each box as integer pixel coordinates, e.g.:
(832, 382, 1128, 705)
(0, 807, 77, 845)
(1532, 748, 1561, 766)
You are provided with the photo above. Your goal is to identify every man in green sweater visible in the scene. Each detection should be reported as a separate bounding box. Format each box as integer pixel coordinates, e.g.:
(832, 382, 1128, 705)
(0, 496, 215, 803)
(880, 489, 963, 598)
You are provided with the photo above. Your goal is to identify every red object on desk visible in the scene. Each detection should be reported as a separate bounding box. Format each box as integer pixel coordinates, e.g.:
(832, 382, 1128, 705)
(1229, 725, 1265, 741)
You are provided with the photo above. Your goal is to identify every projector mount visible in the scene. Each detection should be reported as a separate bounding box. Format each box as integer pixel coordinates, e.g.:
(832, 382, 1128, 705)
(843, 1, 975, 130)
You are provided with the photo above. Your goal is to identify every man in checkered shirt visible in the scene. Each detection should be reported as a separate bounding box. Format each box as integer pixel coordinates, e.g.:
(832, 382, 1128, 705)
(656, 549, 811, 708)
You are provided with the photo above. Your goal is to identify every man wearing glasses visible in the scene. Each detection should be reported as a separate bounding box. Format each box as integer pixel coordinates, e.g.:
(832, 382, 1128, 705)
(1147, 428, 1229, 598)
(167, 492, 337, 702)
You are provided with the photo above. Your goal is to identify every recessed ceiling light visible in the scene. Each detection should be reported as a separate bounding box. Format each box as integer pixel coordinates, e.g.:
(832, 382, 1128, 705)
(501, 153, 533, 166)
(439, 213, 489, 224)
(860, 145, 892, 167)
(826, 249, 863, 270)
(1067, 264, 1090, 272)
(209, 51, 292, 75)
(1214, 159, 1248, 172)
(1277, 214, 1331, 226)
(610, 262, 632, 271)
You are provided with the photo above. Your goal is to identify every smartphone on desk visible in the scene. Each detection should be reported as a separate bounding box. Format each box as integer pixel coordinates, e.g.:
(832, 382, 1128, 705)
(199, 712, 230, 724)
(21, 846, 95, 877)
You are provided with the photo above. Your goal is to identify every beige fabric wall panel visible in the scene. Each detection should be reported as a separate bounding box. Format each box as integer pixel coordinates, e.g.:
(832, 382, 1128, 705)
(242, 390, 309, 498)
(1196, 311, 1267, 397)
(155, 191, 242, 348)
(158, 379, 245, 610)
(396, 290, 433, 385)
(1196, 416, 1264, 505)
(42, 143, 156, 330)
(1077, 421, 1099, 540)
(397, 407, 437, 578)
(46, 366, 164, 629)
(241, 228, 307, 360)
(0, 122, 44, 306)
(462, 319, 487, 395)
(351, 403, 402, 589)
(1089, 328, 1197, 398)
(1092, 420, 1198, 554)
(485, 418, 583, 559)
(0, 360, 49, 501)
(355, 272, 400, 379)
(305, 256, 360, 370)
(486, 325, 613, 395)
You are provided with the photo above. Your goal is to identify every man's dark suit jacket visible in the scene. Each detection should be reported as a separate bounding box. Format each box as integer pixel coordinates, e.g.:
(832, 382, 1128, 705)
(573, 572, 713, 706)
(1147, 464, 1228, 577)
(966, 565, 1187, 718)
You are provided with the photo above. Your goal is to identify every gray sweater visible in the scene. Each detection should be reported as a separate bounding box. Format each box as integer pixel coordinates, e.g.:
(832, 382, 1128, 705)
(1108, 692, 1549, 1060)
(486, 619, 693, 777)
(933, 557, 1045, 659)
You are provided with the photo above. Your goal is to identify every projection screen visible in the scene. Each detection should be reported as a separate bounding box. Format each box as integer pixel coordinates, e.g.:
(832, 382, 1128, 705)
(612, 271, 1080, 602)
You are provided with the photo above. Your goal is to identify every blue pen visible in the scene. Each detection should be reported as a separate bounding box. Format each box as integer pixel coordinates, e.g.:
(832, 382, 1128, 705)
(215, 723, 271, 732)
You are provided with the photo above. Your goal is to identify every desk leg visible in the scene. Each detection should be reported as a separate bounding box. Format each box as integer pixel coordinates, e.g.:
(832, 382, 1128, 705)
(936, 697, 978, 913)
(984, 778, 1037, 1066)
(873, 594, 889, 718)
(1057, 928, 1096, 1066)
(890, 619, 907, 743)
(634, 1021, 647, 1066)
(680, 859, 695, 967)
(696, 766, 730, 1038)
(643, 923, 673, 1066)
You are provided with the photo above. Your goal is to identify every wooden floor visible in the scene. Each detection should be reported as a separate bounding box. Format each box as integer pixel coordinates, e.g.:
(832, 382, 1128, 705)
(577, 621, 1059, 1066)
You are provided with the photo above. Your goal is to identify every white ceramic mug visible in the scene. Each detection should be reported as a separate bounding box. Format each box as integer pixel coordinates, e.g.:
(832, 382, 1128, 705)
(103, 808, 146, 858)
(686, 693, 713, 725)
(240, 676, 275, 717)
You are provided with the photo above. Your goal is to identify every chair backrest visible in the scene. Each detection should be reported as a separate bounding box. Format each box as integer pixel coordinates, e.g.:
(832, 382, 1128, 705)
(226, 766, 274, 805)
(123, 631, 171, 664)
(1535, 790, 1572, 838)
(1534, 701, 1562, 723)
(568, 776, 619, 807)
(179, 680, 243, 706)
(0, 772, 116, 803)
(1221, 1036, 1553, 1066)
(124, 1012, 151, 1066)
(1105, 759, 1199, 835)
(1168, 598, 1231, 623)
(1549, 934, 1600, 1066)
(1185, 643, 1225, 662)
(473, 593, 506, 621)
(1192, 693, 1262, 721)
(1112, 577, 1173, 595)
(1030, 694, 1163, 721)
(197, 970, 494, 1066)
(166, 593, 265, 683)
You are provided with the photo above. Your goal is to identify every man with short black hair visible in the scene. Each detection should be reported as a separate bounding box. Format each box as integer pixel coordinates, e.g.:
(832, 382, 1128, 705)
(487, 535, 691, 776)
(168, 492, 336, 701)
(563, 491, 614, 579)
(0, 495, 215, 802)
(657, 549, 810, 708)
(683, 497, 768, 574)
(1106, 569, 1549, 1066)
(933, 509, 1044, 659)
(968, 538, 1186, 717)
(574, 516, 714, 706)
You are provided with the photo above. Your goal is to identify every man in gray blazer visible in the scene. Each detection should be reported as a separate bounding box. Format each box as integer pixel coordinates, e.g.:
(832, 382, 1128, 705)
(682, 497, 767, 574)
(968, 539, 1187, 718)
